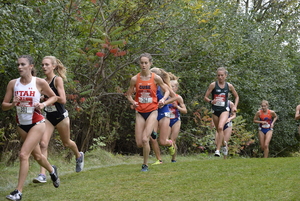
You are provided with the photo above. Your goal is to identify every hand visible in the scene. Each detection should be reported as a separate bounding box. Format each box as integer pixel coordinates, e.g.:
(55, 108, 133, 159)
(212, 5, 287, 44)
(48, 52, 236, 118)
(232, 106, 237, 112)
(131, 101, 139, 109)
(158, 98, 165, 108)
(34, 102, 45, 111)
(12, 96, 20, 106)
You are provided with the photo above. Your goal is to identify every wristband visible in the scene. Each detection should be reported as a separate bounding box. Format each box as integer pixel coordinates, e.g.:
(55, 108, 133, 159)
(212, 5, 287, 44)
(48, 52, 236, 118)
(42, 102, 47, 107)
(209, 100, 212, 104)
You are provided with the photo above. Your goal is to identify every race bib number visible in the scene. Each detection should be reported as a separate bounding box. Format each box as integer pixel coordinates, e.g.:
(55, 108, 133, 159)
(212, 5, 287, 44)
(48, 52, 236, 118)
(45, 105, 57, 112)
(164, 112, 171, 118)
(262, 123, 270, 128)
(16, 106, 34, 114)
(214, 101, 225, 107)
(139, 97, 153, 103)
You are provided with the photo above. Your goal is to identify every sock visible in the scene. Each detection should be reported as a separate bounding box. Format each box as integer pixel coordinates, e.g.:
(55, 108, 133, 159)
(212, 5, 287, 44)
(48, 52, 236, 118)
(50, 167, 55, 175)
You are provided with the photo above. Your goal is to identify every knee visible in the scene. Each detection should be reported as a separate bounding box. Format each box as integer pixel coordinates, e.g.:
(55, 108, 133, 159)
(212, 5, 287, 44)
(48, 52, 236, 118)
(264, 144, 269, 150)
(217, 126, 223, 133)
(62, 140, 71, 148)
(31, 152, 43, 161)
(136, 141, 143, 148)
(19, 151, 30, 161)
(39, 140, 49, 150)
(142, 138, 149, 146)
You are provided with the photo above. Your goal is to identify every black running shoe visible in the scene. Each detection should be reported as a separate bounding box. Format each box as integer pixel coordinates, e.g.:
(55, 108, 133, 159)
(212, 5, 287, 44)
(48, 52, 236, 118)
(50, 165, 60, 188)
(151, 131, 158, 139)
(6, 189, 22, 201)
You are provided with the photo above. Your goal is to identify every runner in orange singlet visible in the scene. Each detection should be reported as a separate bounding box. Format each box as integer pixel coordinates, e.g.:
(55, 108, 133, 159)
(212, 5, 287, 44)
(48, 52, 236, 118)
(126, 53, 169, 172)
(253, 100, 277, 158)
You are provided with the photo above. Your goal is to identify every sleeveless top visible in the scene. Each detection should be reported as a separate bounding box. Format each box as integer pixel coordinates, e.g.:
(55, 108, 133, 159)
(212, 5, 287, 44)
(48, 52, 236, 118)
(44, 76, 66, 114)
(169, 94, 180, 119)
(157, 86, 170, 113)
(212, 81, 229, 112)
(135, 73, 158, 113)
(14, 77, 44, 125)
(259, 109, 272, 129)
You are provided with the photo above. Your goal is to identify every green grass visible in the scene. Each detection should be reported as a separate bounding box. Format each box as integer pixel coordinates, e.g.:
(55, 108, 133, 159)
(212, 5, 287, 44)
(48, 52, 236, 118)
(1, 150, 300, 201)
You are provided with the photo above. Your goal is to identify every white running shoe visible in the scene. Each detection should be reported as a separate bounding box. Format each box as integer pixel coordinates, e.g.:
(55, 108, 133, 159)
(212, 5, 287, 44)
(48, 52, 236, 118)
(32, 174, 47, 183)
(76, 152, 84, 172)
(214, 150, 220, 157)
(221, 141, 228, 156)
(6, 189, 22, 201)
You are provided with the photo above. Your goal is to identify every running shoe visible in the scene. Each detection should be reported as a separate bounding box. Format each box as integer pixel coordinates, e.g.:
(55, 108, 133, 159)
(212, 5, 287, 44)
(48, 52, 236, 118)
(152, 160, 163, 165)
(151, 131, 158, 139)
(171, 159, 177, 163)
(221, 141, 228, 156)
(6, 189, 22, 201)
(141, 164, 149, 172)
(214, 150, 220, 157)
(32, 174, 47, 183)
(50, 165, 60, 188)
(168, 140, 175, 156)
(76, 152, 84, 172)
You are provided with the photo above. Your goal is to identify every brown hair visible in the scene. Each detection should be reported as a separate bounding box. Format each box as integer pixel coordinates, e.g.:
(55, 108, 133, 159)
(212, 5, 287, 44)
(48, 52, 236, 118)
(18, 55, 36, 76)
(139, 53, 153, 63)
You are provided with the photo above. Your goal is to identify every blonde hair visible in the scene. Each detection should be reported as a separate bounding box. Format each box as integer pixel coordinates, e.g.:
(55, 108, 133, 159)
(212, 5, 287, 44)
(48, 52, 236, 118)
(217, 67, 228, 75)
(43, 56, 67, 81)
(261, 100, 269, 106)
(150, 67, 171, 87)
(168, 72, 179, 87)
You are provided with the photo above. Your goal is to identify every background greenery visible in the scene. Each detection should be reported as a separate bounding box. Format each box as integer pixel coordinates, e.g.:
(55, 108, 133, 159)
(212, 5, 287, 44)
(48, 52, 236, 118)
(1, 0, 300, 162)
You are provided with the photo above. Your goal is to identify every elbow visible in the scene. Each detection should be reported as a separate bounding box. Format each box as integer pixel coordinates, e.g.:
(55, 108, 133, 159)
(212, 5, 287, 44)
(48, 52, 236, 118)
(60, 98, 67, 105)
(1, 103, 9, 111)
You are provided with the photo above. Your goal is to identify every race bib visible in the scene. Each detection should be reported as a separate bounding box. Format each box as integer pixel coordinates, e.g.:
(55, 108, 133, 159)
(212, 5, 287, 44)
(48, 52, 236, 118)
(139, 97, 153, 103)
(16, 106, 34, 114)
(215, 101, 225, 107)
(262, 123, 270, 128)
(164, 112, 171, 118)
(45, 105, 57, 112)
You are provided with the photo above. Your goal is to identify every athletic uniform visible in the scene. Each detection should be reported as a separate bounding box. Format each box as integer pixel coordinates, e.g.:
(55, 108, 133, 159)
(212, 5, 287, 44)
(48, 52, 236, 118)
(223, 100, 232, 130)
(135, 73, 158, 120)
(156, 86, 170, 121)
(169, 94, 180, 127)
(14, 77, 45, 132)
(258, 109, 273, 134)
(211, 81, 230, 117)
(44, 76, 68, 126)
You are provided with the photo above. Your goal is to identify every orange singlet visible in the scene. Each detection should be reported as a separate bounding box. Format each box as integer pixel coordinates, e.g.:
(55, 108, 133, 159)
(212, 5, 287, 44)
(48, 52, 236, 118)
(135, 73, 158, 113)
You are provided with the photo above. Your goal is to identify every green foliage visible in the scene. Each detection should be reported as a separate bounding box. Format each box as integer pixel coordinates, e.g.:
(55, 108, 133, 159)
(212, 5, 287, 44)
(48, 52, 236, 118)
(177, 106, 255, 157)
(230, 116, 256, 157)
(1, 0, 300, 160)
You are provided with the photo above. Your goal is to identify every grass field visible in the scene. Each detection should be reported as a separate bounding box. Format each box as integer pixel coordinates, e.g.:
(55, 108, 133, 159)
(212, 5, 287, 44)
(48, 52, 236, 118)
(1, 149, 299, 201)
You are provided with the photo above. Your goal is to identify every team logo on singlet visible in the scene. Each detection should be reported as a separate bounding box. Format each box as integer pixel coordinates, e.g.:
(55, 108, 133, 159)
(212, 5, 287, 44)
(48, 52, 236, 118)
(15, 91, 35, 114)
(213, 93, 226, 107)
